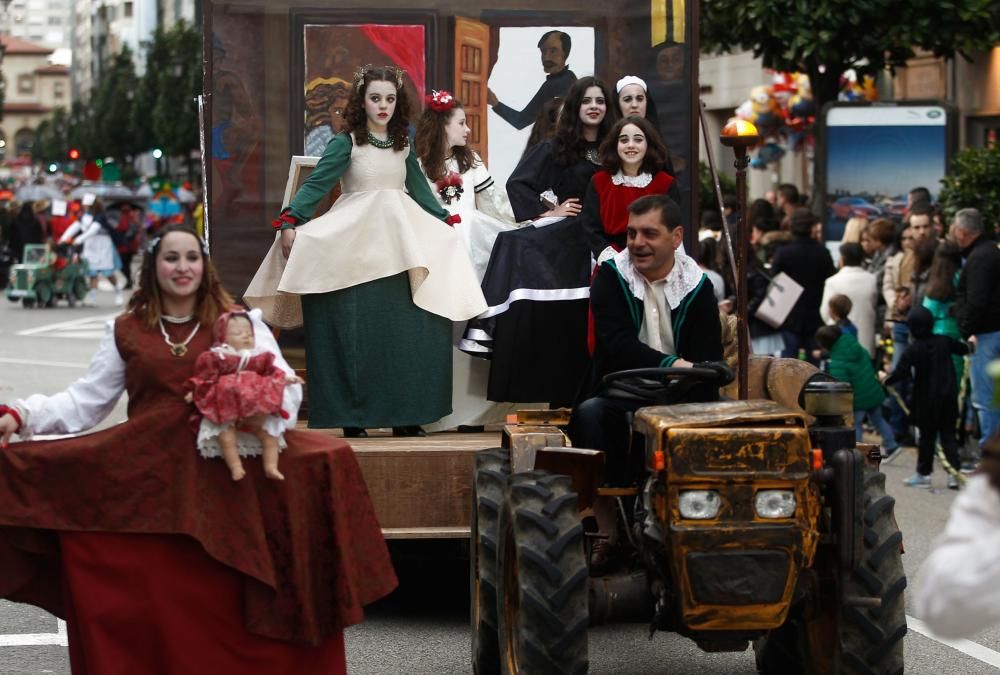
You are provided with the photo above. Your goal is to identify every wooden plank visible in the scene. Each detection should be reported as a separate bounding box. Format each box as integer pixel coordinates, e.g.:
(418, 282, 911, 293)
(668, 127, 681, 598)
(382, 527, 470, 539)
(292, 430, 495, 534)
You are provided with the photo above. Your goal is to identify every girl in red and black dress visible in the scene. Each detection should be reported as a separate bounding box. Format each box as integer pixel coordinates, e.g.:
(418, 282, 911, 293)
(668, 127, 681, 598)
(580, 115, 680, 262)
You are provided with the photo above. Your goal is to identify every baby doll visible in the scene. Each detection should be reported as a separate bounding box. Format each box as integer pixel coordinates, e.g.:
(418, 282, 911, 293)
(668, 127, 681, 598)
(186, 311, 302, 481)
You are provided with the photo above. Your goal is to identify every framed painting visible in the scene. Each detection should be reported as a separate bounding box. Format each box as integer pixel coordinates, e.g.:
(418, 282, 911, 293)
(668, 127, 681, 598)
(289, 10, 440, 156)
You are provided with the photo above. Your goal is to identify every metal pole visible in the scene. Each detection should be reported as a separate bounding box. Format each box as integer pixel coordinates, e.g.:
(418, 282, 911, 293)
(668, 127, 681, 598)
(698, 102, 738, 285)
(734, 147, 750, 400)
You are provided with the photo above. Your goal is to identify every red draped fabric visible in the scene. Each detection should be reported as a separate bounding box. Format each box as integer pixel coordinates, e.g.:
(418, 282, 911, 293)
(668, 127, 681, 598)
(361, 25, 426, 100)
(61, 532, 347, 675)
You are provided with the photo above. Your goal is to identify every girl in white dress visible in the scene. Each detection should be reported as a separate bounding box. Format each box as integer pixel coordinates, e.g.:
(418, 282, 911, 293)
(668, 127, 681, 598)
(59, 198, 123, 306)
(413, 91, 522, 430)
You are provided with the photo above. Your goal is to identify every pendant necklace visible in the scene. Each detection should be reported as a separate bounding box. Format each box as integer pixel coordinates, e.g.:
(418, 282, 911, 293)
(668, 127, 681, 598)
(159, 317, 200, 357)
(367, 131, 395, 149)
(584, 145, 600, 165)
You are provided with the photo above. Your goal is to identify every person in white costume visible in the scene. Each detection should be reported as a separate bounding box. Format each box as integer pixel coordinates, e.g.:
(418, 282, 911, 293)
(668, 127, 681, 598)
(60, 197, 123, 306)
(414, 90, 523, 431)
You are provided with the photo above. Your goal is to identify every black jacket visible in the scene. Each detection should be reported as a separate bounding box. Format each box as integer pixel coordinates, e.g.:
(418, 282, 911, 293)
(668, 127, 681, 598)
(955, 235, 1000, 337)
(885, 307, 969, 421)
(586, 259, 722, 399)
(769, 235, 836, 334)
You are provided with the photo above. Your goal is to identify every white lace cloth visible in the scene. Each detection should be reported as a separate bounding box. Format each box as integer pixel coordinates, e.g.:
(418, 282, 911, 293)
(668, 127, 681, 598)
(610, 171, 653, 188)
(10, 310, 302, 455)
(611, 247, 704, 310)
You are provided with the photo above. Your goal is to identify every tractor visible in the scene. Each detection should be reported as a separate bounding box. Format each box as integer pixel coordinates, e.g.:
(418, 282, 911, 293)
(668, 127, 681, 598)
(6, 243, 90, 308)
(471, 356, 905, 674)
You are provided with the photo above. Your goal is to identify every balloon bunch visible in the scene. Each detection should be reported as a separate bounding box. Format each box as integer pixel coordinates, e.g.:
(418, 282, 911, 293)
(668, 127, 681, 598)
(838, 69, 879, 103)
(731, 71, 816, 169)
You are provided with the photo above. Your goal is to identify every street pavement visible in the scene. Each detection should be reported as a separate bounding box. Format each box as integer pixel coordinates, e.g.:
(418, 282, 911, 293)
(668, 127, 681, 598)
(1, 292, 999, 674)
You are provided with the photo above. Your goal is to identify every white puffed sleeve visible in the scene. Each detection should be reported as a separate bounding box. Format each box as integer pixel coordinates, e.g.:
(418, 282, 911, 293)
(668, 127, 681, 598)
(249, 308, 303, 431)
(73, 220, 103, 246)
(14, 320, 126, 438)
(471, 154, 518, 225)
(914, 474, 1000, 639)
(58, 219, 83, 244)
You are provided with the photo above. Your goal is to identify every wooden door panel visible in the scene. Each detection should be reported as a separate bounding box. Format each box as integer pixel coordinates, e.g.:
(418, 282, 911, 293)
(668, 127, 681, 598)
(454, 17, 490, 163)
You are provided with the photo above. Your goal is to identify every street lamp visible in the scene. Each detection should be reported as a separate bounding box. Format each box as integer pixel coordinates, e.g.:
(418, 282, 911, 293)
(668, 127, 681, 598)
(720, 119, 760, 401)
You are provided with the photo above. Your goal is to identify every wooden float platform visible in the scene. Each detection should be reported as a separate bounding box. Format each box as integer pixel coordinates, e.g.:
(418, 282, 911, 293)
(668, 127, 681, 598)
(301, 427, 501, 539)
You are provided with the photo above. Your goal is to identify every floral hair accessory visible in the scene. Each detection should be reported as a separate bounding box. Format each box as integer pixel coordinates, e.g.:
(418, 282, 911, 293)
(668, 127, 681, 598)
(146, 234, 210, 257)
(426, 90, 457, 113)
(434, 171, 464, 206)
(353, 64, 373, 88)
(354, 65, 406, 89)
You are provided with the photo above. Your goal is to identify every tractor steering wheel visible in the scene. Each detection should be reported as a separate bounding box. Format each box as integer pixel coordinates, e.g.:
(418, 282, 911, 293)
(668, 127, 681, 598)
(600, 363, 733, 404)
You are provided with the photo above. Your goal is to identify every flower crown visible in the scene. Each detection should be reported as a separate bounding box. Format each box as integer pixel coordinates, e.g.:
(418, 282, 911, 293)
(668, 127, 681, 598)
(354, 64, 405, 89)
(425, 90, 457, 113)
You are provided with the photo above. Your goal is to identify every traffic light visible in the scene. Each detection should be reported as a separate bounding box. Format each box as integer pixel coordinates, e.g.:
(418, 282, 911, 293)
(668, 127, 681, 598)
(68, 148, 80, 160)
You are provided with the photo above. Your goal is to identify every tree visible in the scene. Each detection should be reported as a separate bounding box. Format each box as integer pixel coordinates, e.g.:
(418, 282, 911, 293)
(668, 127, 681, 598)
(92, 45, 140, 167)
(701, 0, 1000, 112)
(938, 144, 1000, 235)
(66, 101, 96, 159)
(132, 25, 171, 157)
(150, 20, 202, 179)
(30, 106, 69, 163)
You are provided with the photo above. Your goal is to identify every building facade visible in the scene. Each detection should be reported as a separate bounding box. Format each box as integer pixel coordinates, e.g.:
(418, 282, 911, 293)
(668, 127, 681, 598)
(0, 0, 73, 53)
(69, 0, 160, 100)
(0, 35, 71, 160)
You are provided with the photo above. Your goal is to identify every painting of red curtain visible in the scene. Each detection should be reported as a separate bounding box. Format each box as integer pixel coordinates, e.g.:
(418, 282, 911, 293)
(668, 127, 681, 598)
(302, 24, 427, 155)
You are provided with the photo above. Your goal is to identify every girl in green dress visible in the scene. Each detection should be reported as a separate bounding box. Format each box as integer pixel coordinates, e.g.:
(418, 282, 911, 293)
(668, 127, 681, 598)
(245, 66, 486, 437)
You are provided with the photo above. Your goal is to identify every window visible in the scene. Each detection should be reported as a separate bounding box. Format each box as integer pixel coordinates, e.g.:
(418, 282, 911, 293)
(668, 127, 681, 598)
(17, 74, 35, 94)
(48, 16, 62, 25)
(14, 128, 36, 156)
(53, 81, 65, 99)
(125, 2, 133, 18)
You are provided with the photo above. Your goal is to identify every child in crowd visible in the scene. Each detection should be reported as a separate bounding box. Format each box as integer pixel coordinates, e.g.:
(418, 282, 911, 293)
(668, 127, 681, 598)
(815, 325, 898, 458)
(883, 306, 969, 489)
(828, 293, 858, 338)
(811, 294, 858, 361)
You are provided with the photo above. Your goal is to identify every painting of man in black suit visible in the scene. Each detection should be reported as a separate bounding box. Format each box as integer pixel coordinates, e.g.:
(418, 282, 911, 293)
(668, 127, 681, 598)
(487, 30, 577, 130)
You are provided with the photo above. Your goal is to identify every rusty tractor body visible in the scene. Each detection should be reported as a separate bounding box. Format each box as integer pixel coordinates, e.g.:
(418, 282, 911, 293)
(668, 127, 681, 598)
(472, 357, 906, 674)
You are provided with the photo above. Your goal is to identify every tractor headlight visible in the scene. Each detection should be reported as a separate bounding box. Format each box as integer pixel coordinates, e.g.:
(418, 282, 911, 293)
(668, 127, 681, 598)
(678, 490, 721, 519)
(755, 490, 796, 519)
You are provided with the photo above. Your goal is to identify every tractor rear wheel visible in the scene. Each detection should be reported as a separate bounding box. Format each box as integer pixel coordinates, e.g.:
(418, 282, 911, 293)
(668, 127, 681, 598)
(471, 448, 510, 675)
(497, 471, 588, 675)
(754, 468, 906, 674)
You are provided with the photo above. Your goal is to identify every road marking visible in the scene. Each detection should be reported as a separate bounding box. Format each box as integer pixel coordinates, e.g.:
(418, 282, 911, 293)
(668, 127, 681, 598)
(0, 357, 88, 368)
(16, 314, 116, 338)
(908, 615, 1000, 668)
(0, 620, 67, 647)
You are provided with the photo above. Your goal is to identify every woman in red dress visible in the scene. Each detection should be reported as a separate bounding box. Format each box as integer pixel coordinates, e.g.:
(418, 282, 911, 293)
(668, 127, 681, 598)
(0, 223, 396, 674)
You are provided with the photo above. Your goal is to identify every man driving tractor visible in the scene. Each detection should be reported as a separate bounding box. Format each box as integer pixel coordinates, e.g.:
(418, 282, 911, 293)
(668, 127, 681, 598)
(569, 195, 724, 567)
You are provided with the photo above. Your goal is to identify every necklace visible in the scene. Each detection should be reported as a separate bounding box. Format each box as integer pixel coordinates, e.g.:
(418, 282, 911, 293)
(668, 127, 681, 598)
(584, 146, 600, 165)
(161, 313, 194, 324)
(367, 131, 395, 149)
(158, 318, 200, 357)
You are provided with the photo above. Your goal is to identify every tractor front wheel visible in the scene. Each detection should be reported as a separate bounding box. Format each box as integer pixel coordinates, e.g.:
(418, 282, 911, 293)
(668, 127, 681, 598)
(754, 468, 907, 674)
(497, 471, 588, 675)
(471, 448, 510, 675)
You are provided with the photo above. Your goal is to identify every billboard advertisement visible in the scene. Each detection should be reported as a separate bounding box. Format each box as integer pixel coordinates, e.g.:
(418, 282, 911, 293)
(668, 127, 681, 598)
(822, 103, 953, 241)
